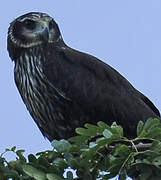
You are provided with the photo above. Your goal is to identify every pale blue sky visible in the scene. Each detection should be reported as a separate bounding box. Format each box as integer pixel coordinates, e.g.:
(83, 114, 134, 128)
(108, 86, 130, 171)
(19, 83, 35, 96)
(1, 1, 161, 160)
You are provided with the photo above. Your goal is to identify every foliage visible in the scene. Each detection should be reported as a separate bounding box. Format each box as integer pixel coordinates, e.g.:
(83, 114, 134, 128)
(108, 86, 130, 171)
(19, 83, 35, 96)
(1, 118, 161, 180)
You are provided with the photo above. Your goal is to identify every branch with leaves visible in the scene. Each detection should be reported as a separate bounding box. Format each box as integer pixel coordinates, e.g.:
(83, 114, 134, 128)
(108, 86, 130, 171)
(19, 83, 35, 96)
(1, 118, 161, 180)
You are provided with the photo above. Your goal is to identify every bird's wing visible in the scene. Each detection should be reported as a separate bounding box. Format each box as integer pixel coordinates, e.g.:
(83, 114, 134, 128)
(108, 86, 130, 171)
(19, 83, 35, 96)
(138, 91, 160, 117)
(43, 46, 160, 120)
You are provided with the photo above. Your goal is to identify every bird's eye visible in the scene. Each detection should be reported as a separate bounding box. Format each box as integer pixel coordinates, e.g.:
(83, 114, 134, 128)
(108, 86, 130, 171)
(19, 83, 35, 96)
(23, 19, 36, 30)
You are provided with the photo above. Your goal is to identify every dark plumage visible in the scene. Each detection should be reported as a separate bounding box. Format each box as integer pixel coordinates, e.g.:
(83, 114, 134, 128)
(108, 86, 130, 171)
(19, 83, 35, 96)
(7, 12, 160, 141)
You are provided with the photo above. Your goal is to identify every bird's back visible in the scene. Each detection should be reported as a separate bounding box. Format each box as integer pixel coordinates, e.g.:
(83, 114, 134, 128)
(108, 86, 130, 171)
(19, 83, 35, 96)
(42, 45, 160, 138)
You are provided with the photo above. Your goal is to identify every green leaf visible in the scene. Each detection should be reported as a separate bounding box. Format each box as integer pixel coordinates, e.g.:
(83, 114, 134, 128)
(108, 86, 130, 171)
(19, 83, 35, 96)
(69, 135, 89, 146)
(2, 169, 19, 179)
(68, 158, 79, 169)
(2, 119, 161, 180)
(53, 158, 68, 170)
(114, 145, 132, 157)
(84, 123, 104, 135)
(150, 141, 161, 153)
(38, 156, 50, 168)
(8, 160, 18, 169)
(138, 118, 161, 138)
(47, 173, 64, 180)
(137, 121, 144, 136)
(97, 121, 110, 129)
(111, 125, 123, 137)
(23, 164, 46, 180)
(99, 156, 110, 171)
(152, 156, 161, 166)
(75, 122, 105, 137)
(75, 127, 92, 136)
(16, 149, 26, 162)
(143, 118, 161, 132)
(28, 154, 37, 163)
(52, 139, 71, 153)
(11, 146, 16, 152)
(145, 128, 161, 139)
(103, 129, 113, 138)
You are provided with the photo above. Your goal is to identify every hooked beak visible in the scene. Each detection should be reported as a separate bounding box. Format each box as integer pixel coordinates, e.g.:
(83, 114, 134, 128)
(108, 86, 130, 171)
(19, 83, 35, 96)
(36, 21, 49, 42)
(41, 27, 49, 41)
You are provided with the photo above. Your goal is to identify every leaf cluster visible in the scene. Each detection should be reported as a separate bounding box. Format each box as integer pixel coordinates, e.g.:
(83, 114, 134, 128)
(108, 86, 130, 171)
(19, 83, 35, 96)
(1, 118, 161, 180)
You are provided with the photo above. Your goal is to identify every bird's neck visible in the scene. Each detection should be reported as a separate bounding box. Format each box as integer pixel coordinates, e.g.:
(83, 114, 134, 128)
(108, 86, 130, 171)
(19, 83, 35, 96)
(14, 47, 45, 107)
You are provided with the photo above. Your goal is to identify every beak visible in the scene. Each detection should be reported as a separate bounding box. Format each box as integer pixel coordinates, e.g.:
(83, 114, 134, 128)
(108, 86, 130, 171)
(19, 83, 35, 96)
(41, 27, 49, 41)
(37, 21, 49, 42)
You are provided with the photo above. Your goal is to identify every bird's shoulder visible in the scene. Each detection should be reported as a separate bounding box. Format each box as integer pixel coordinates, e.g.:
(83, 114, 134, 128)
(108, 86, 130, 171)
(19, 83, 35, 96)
(51, 46, 134, 86)
(43, 45, 137, 104)
(43, 45, 136, 93)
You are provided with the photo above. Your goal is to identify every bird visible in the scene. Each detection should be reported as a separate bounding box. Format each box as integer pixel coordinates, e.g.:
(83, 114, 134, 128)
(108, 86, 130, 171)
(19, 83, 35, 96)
(7, 12, 160, 141)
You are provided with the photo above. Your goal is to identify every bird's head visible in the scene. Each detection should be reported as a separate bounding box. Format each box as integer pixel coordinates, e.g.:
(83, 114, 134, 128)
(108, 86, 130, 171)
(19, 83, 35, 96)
(8, 12, 62, 50)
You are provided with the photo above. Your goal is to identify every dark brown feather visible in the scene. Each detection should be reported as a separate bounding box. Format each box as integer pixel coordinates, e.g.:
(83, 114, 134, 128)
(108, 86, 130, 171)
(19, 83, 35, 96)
(7, 12, 160, 141)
